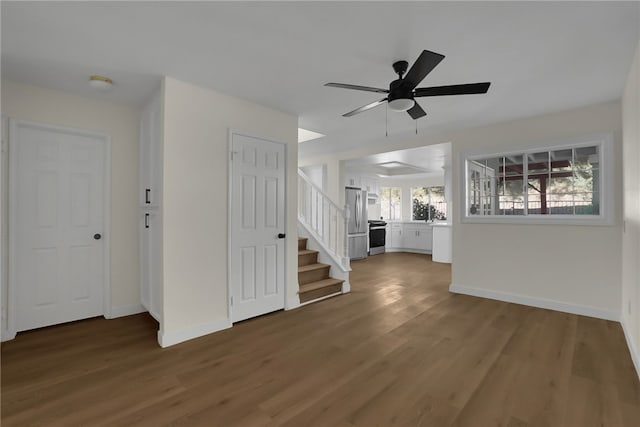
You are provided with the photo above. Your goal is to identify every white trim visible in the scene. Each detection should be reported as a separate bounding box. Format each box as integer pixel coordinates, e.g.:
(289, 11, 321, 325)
(227, 130, 233, 321)
(1, 329, 16, 342)
(103, 133, 112, 319)
(385, 248, 432, 255)
(158, 318, 232, 348)
(227, 129, 288, 324)
(106, 304, 146, 319)
(1, 115, 6, 341)
(8, 119, 112, 336)
(298, 291, 343, 307)
(449, 283, 620, 321)
(621, 318, 640, 381)
(341, 281, 351, 293)
(285, 294, 301, 310)
(460, 132, 615, 226)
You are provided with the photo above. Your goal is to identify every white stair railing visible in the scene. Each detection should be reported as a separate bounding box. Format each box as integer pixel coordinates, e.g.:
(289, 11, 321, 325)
(298, 169, 350, 269)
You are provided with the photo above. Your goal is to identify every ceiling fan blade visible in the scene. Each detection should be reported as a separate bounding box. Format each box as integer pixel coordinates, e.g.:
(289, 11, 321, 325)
(325, 83, 389, 94)
(414, 82, 491, 97)
(407, 102, 427, 120)
(401, 50, 445, 90)
(343, 98, 388, 117)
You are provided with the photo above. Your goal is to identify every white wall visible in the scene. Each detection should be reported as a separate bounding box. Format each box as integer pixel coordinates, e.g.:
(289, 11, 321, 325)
(378, 175, 445, 222)
(160, 77, 298, 345)
(451, 102, 623, 319)
(1, 80, 141, 338)
(622, 39, 640, 375)
(300, 164, 326, 191)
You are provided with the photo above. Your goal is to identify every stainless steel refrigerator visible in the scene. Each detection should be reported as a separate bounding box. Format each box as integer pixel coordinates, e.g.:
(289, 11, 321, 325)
(346, 186, 368, 260)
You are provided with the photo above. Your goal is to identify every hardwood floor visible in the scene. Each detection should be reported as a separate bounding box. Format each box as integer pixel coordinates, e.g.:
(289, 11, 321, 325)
(2, 253, 639, 426)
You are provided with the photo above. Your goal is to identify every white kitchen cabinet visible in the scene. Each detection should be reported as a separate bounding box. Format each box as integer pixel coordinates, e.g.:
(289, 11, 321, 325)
(388, 224, 403, 249)
(360, 176, 380, 197)
(345, 174, 360, 187)
(345, 174, 379, 197)
(139, 89, 163, 322)
(385, 222, 432, 253)
(403, 225, 432, 251)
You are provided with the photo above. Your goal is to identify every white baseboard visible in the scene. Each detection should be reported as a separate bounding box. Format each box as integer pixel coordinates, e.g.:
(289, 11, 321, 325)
(385, 248, 432, 255)
(106, 304, 147, 319)
(158, 318, 232, 348)
(1, 328, 16, 342)
(621, 318, 640, 381)
(449, 283, 620, 321)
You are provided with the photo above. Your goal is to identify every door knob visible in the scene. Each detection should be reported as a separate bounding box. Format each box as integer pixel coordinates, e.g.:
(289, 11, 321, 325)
(94, 234, 102, 240)
(277, 233, 286, 239)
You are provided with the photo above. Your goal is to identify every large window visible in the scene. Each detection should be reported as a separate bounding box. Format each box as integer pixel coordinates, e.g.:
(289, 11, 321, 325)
(463, 135, 612, 224)
(380, 187, 401, 220)
(412, 186, 447, 221)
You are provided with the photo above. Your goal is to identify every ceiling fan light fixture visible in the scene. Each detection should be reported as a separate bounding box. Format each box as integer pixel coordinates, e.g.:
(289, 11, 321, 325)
(388, 98, 415, 112)
(89, 75, 113, 91)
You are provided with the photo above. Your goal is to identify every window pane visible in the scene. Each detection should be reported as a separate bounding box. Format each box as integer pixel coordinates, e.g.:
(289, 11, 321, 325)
(527, 177, 543, 214)
(484, 157, 502, 173)
(547, 193, 575, 215)
(575, 192, 599, 215)
(551, 149, 572, 172)
(498, 177, 524, 215)
(411, 187, 429, 221)
(528, 151, 550, 175)
(503, 155, 524, 177)
(380, 187, 402, 221)
(429, 186, 447, 220)
(549, 176, 573, 192)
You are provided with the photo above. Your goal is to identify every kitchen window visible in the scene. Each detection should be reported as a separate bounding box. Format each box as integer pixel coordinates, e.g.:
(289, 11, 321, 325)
(380, 187, 401, 220)
(462, 134, 613, 225)
(412, 186, 447, 221)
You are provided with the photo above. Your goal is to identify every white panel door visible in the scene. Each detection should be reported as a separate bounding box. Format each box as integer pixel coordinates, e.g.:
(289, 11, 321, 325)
(230, 133, 286, 322)
(12, 120, 106, 332)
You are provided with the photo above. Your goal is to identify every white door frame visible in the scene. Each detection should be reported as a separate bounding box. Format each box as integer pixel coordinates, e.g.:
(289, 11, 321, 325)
(227, 129, 287, 323)
(8, 119, 111, 338)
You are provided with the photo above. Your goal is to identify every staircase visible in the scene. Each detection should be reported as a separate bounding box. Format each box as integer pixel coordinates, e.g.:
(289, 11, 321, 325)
(298, 237, 344, 303)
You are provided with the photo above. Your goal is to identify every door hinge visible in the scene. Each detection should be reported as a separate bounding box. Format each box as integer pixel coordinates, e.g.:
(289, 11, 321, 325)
(230, 296, 233, 306)
(230, 151, 238, 160)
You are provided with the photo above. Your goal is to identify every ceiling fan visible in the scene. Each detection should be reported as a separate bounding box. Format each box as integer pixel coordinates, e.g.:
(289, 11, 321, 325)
(325, 49, 491, 120)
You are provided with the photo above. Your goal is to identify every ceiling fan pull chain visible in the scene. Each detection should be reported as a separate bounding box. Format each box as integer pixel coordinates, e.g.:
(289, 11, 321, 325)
(385, 103, 388, 137)
(416, 119, 418, 135)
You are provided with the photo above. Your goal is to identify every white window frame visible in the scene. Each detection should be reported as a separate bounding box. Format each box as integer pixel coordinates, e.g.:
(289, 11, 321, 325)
(461, 133, 614, 226)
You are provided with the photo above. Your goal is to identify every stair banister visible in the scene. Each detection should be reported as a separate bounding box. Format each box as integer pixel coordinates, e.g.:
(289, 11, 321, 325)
(298, 169, 350, 269)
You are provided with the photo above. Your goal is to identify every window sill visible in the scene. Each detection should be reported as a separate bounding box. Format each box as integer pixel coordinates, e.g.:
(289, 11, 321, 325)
(461, 215, 614, 226)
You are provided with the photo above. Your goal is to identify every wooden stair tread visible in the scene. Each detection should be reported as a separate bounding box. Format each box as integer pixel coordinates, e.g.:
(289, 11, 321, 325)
(298, 249, 318, 256)
(299, 278, 344, 294)
(298, 263, 330, 273)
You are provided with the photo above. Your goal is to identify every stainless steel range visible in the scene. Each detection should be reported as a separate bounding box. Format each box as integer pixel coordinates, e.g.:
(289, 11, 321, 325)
(368, 220, 387, 255)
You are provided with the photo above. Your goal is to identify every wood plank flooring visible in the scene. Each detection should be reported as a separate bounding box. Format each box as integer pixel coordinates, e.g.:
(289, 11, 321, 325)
(2, 252, 639, 426)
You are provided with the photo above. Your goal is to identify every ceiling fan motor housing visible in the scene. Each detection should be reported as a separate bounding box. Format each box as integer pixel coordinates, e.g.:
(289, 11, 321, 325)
(388, 79, 414, 103)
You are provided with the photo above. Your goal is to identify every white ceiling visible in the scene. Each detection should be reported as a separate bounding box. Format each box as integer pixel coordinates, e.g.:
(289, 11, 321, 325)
(2, 2, 639, 158)
(343, 142, 451, 178)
